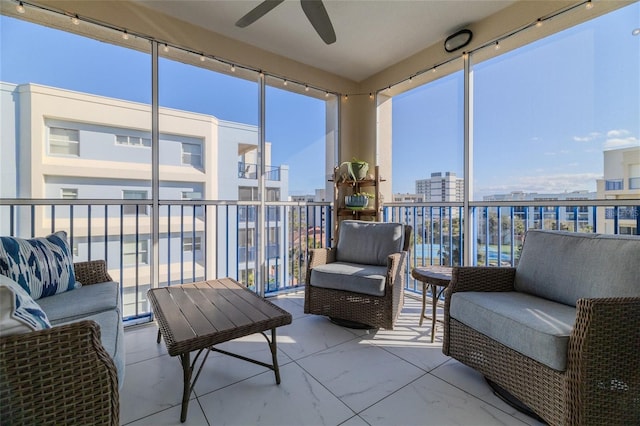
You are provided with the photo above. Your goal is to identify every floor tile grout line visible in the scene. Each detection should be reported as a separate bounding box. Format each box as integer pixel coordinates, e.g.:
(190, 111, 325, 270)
(425, 370, 534, 425)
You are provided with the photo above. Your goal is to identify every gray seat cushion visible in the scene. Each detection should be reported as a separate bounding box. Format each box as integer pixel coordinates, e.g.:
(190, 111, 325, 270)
(336, 221, 404, 266)
(515, 230, 640, 306)
(38, 281, 120, 324)
(450, 291, 576, 371)
(58, 309, 125, 389)
(310, 262, 388, 297)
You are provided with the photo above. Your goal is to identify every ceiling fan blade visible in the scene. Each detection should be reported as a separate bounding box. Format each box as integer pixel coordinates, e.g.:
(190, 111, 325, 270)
(236, 0, 285, 28)
(300, 0, 336, 45)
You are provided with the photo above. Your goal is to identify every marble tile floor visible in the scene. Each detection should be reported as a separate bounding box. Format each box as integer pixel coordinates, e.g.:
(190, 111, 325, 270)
(121, 292, 545, 426)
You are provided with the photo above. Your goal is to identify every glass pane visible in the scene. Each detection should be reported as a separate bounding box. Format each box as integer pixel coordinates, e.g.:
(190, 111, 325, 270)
(158, 48, 259, 287)
(0, 13, 152, 318)
(392, 71, 464, 198)
(265, 78, 332, 291)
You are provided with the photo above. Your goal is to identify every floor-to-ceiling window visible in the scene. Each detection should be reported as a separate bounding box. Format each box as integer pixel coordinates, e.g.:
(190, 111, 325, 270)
(472, 1, 640, 259)
(265, 76, 334, 292)
(0, 12, 153, 318)
(388, 2, 639, 271)
(390, 67, 465, 269)
(1, 2, 339, 318)
(158, 47, 259, 289)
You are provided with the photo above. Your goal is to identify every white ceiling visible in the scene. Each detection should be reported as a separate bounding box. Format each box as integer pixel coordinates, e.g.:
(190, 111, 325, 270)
(135, 0, 516, 82)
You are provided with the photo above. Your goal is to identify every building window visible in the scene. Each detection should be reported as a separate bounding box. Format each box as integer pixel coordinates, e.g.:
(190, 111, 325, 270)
(183, 236, 201, 252)
(239, 186, 258, 201)
(123, 239, 148, 266)
(123, 190, 148, 215)
(61, 188, 78, 199)
(266, 188, 280, 201)
(181, 191, 202, 200)
(605, 180, 623, 191)
(181, 143, 202, 167)
(49, 127, 79, 156)
(116, 135, 151, 147)
(629, 177, 640, 190)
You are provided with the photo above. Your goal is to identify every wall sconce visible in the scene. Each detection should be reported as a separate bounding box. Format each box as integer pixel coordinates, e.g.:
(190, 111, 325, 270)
(444, 29, 473, 53)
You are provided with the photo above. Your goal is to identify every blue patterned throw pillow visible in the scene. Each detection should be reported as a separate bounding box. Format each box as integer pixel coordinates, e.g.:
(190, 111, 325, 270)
(0, 274, 51, 336)
(0, 231, 77, 300)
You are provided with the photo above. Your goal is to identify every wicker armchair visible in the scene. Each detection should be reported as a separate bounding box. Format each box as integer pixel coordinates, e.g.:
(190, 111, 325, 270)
(443, 231, 640, 425)
(0, 260, 119, 426)
(304, 221, 411, 329)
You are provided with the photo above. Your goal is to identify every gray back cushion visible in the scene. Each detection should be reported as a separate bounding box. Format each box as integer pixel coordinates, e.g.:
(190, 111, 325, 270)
(336, 221, 405, 266)
(514, 230, 640, 306)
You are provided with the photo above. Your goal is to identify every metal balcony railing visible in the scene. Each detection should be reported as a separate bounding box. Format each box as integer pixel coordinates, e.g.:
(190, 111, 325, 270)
(238, 163, 281, 181)
(1, 198, 637, 323)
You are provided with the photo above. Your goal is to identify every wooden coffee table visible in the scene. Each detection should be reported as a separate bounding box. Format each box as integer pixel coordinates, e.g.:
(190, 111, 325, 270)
(411, 266, 452, 342)
(147, 278, 292, 422)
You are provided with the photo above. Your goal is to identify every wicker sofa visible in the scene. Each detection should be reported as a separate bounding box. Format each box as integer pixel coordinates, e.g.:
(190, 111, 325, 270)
(443, 230, 640, 425)
(0, 260, 122, 426)
(304, 220, 411, 329)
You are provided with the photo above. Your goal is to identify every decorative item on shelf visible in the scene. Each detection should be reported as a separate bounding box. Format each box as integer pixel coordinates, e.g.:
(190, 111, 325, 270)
(340, 158, 369, 181)
(345, 192, 374, 210)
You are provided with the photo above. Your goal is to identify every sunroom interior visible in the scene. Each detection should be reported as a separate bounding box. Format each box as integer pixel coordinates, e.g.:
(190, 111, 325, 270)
(1, 0, 639, 425)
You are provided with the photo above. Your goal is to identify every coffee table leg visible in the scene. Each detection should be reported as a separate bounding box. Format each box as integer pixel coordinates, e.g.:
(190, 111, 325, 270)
(180, 352, 192, 423)
(419, 281, 426, 327)
(431, 284, 437, 343)
(269, 328, 281, 385)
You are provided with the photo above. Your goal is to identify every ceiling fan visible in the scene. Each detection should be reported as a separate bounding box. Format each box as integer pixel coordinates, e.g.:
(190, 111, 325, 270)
(236, 0, 337, 45)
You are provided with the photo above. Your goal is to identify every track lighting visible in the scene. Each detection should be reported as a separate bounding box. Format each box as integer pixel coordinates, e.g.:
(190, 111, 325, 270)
(122, 30, 129, 40)
(71, 14, 80, 25)
(16, 2, 25, 13)
(304, 85, 309, 92)
(230, 64, 236, 72)
(585, 1, 593, 10)
(283, 79, 288, 86)
(163, 44, 169, 53)
(494, 41, 501, 50)
(536, 19, 543, 28)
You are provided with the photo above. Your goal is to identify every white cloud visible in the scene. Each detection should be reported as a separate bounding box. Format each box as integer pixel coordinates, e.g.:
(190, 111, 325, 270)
(604, 136, 639, 150)
(606, 129, 630, 138)
(477, 172, 601, 197)
(573, 132, 601, 142)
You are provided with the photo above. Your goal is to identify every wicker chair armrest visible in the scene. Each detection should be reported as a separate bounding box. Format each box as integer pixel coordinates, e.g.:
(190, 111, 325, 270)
(565, 297, 640, 424)
(448, 266, 516, 294)
(308, 248, 336, 268)
(74, 260, 113, 285)
(385, 251, 407, 289)
(305, 248, 336, 285)
(0, 320, 119, 425)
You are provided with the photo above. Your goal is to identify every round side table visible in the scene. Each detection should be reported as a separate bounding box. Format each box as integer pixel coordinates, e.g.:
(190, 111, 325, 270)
(411, 266, 453, 343)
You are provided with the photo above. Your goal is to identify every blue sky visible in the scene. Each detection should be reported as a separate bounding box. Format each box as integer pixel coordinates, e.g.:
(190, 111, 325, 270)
(1, 3, 638, 199)
(0, 14, 326, 196)
(392, 2, 639, 198)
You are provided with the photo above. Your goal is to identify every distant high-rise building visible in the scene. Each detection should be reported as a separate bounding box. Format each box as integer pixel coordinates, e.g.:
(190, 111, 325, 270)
(415, 172, 464, 202)
(596, 146, 640, 235)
